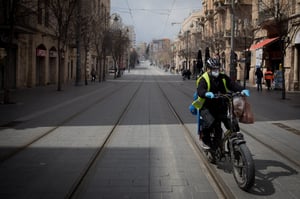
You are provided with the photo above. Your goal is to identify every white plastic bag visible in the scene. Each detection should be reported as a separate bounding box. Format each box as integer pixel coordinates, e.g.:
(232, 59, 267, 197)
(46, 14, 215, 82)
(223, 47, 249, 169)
(233, 96, 245, 117)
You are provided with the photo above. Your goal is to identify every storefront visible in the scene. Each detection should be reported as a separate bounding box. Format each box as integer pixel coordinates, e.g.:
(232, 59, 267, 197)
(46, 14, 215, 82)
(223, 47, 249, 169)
(36, 45, 47, 86)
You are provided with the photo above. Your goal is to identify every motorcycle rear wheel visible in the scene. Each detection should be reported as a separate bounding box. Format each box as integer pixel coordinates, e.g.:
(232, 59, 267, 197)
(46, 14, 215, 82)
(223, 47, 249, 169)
(232, 143, 255, 191)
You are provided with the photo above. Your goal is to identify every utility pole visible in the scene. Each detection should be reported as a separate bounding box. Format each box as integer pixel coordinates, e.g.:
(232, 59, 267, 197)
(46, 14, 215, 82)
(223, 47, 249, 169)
(75, 0, 81, 86)
(230, 0, 236, 81)
(281, 38, 286, 99)
(186, 31, 189, 70)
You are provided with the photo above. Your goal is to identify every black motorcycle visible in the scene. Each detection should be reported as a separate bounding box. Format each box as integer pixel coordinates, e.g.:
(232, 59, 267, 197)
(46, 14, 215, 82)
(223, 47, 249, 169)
(201, 92, 255, 191)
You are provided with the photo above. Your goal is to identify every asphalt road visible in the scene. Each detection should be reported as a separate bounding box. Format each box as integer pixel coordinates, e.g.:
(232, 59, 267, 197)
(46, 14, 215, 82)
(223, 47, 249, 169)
(0, 61, 299, 198)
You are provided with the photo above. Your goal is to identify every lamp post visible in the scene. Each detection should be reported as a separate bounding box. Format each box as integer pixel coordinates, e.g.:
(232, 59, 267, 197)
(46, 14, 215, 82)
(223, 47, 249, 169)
(186, 30, 190, 70)
(244, 37, 247, 89)
(281, 36, 289, 100)
(243, 28, 247, 89)
(111, 14, 120, 79)
(126, 28, 131, 73)
(230, 0, 236, 81)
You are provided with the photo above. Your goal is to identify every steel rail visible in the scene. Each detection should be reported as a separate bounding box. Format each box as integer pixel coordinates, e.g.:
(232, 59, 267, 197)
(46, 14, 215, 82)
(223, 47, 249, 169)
(66, 79, 145, 199)
(0, 83, 129, 163)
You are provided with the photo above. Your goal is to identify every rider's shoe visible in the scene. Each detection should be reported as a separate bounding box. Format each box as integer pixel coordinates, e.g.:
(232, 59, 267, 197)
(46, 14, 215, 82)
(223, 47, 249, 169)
(201, 142, 211, 150)
(237, 132, 244, 139)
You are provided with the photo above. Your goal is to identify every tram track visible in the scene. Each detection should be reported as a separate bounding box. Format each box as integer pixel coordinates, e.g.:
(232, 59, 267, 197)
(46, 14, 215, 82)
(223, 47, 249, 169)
(66, 79, 145, 199)
(0, 78, 146, 198)
(65, 70, 231, 198)
(1, 67, 299, 198)
(0, 83, 131, 163)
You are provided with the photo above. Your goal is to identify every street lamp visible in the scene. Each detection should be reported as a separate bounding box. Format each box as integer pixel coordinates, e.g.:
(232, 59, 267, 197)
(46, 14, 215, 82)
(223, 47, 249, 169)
(185, 30, 190, 70)
(111, 14, 120, 79)
(126, 28, 131, 73)
(243, 29, 247, 89)
(230, 0, 236, 81)
(281, 36, 289, 99)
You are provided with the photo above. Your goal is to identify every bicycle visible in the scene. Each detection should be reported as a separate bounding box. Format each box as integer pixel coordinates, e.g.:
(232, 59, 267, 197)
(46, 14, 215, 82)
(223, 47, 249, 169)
(201, 92, 255, 191)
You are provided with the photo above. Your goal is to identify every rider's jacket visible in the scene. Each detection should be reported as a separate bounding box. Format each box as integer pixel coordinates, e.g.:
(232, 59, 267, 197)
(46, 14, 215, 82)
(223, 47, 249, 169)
(192, 72, 229, 109)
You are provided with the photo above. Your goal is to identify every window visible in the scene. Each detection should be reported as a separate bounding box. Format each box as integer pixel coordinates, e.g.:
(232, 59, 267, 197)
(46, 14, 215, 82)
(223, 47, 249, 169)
(45, 0, 49, 27)
(37, 0, 43, 24)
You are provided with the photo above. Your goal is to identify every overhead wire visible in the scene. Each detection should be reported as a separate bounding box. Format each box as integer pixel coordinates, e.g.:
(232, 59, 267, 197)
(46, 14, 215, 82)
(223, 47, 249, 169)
(160, 0, 177, 38)
(111, 7, 198, 14)
(110, 1, 202, 42)
(125, 0, 135, 25)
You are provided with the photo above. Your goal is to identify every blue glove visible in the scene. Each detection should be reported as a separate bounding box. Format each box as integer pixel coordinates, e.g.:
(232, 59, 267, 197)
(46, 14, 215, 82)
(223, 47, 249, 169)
(241, 89, 250, 97)
(205, 92, 214, 99)
(189, 104, 197, 115)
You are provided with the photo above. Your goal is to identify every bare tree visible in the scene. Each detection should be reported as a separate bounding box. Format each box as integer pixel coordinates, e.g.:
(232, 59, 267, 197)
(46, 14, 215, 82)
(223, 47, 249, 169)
(90, 5, 109, 82)
(80, 14, 93, 85)
(109, 28, 130, 79)
(47, 0, 77, 91)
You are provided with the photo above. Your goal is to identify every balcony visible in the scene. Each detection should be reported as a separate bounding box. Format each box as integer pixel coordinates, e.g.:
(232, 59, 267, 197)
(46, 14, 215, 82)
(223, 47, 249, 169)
(224, 0, 231, 5)
(224, 30, 231, 38)
(213, 0, 225, 6)
(223, 0, 244, 5)
(205, 9, 214, 19)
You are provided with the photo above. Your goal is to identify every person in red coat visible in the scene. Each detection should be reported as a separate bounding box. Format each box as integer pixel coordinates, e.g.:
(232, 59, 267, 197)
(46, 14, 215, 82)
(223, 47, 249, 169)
(264, 67, 274, 90)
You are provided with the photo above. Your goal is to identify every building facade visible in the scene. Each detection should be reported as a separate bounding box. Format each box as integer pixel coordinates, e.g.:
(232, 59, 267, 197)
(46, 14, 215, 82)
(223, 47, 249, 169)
(150, 38, 172, 69)
(172, 0, 300, 91)
(0, 0, 111, 94)
(173, 0, 253, 81)
(250, 0, 300, 91)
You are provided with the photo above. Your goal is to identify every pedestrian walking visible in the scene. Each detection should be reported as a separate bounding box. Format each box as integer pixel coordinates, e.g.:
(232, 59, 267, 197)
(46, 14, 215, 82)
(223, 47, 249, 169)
(264, 67, 274, 90)
(91, 68, 96, 82)
(255, 67, 263, 91)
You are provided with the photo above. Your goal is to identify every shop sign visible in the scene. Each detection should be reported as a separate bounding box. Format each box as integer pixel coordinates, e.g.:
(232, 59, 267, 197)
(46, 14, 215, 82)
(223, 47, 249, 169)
(273, 70, 283, 89)
(255, 48, 263, 68)
(49, 50, 57, 58)
(37, 49, 46, 57)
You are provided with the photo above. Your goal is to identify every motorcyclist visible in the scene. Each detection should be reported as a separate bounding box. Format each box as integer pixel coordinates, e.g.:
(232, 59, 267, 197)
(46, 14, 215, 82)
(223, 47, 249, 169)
(189, 57, 249, 149)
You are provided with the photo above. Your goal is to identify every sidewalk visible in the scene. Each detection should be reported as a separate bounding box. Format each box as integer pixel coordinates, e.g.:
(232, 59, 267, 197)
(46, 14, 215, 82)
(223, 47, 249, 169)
(0, 78, 114, 126)
(1, 78, 300, 125)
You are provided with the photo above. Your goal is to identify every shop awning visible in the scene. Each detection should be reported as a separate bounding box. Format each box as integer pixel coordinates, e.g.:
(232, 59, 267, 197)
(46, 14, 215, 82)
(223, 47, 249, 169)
(249, 37, 279, 50)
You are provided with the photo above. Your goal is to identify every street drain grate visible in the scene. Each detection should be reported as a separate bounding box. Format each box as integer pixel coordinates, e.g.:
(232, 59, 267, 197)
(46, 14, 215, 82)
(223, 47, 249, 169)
(272, 123, 300, 136)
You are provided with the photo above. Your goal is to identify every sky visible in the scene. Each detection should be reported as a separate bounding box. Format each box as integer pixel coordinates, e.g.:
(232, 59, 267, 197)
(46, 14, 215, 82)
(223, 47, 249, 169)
(110, 0, 202, 44)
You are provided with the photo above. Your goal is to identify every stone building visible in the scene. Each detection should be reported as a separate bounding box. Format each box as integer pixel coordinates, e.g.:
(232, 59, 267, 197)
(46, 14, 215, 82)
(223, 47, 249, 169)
(249, 0, 300, 91)
(173, 1, 252, 82)
(176, 10, 202, 73)
(150, 38, 172, 68)
(0, 0, 110, 93)
(173, 0, 300, 91)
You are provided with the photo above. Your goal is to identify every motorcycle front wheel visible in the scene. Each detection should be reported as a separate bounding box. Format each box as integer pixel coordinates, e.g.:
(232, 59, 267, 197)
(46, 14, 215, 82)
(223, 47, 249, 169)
(232, 143, 255, 191)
